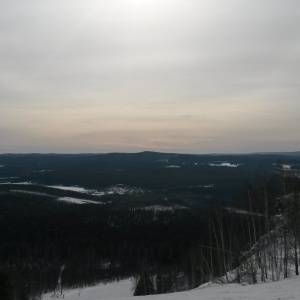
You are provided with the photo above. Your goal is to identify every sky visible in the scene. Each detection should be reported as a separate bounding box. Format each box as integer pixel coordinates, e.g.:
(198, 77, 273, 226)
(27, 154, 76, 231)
(1, 0, 300, 154)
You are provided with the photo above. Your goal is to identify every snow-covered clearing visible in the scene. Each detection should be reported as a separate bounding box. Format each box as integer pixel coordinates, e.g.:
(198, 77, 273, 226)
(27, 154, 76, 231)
(93, 185, 144, 196)
(42, 276, 300, 300)
(49, 185, 91, 193)
(42, 279, 134, 300)
(58, 197, 104, 205)
(209, 162, 241, 167)
(165, 165, 181, 168)
(137, 205, 187, 212)
(0, 182, 143, 198)
(273, 163, 294, 170)
(282, 164, 292, 170)
(7, 190, 103, 204)
(157, 159, 169, 163)
(49, 185, 143, 196)
(198, 184, 214, 188)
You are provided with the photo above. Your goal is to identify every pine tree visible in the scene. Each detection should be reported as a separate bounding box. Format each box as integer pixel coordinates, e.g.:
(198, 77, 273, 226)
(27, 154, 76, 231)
(134, 271, 154, 296)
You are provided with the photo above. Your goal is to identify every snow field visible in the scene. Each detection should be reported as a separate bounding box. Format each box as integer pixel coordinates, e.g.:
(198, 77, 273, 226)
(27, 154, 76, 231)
(58, 197, 103, 205)
(42, 279, 134, 300)
(42, 276, 300, 300)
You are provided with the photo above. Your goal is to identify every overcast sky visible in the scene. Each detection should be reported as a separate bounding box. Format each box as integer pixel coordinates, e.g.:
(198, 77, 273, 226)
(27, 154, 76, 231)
(1, 0, 299, 154)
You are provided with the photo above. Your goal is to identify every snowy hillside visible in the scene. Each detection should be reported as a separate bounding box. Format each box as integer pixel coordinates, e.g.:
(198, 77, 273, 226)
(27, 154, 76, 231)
(42, 276, 300, 300)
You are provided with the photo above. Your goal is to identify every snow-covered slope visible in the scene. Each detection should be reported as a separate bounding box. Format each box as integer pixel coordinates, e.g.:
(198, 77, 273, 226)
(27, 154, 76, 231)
(42, 279, 134, 300)
(42, 276, 300, 300)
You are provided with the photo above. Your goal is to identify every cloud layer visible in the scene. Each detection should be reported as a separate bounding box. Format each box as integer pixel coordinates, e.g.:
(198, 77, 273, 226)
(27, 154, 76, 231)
(1, 0, 300, 153)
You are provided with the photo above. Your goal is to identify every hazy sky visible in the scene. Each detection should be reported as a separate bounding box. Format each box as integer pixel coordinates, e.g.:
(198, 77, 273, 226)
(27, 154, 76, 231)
(1, 0, 300, 154)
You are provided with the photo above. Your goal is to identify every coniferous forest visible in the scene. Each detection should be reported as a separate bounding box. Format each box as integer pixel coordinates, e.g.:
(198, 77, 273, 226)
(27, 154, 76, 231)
(0, 152, 299, 299)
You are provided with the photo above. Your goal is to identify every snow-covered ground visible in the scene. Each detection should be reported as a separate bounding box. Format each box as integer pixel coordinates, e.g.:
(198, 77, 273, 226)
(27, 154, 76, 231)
(136, 205, 187, 212)
(58, 197, 103, 205)
(42, 279, 134, 300)
(282, 164, 292, 170)
(48, 184, 143, 197)
(165, 165, 181, 168)
(0, 182, 144, 205)
(0, 181, 33, 185)
(8, 190, 104, 205)
(198, 184, 214, 188)
(42, 276, 300, 300)
(49, 185, 91, 193)
(96, 185, 144, 196)
(273, 163, 294, 170)
(209, 162, 241, 168)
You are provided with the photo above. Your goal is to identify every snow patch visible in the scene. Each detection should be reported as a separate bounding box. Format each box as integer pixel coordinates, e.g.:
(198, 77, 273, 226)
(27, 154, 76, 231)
(0, 181, 33, 185)
(158, 159, 169, 163)
(7, 190, 103, 204)
(138, 205, 187, 212)
(92, 185, 144, 196)
(198, 184, 214, 188)
(42, 279, 134, 300)
(48, 184, 143, 197)
(49, 185, 90, 193)
(209, 162, 241, 167)
(165, 165, 181, 168)
(273, 163, 294, 170)
(58, 197, 104, 205)
(282, 164, 292, 170)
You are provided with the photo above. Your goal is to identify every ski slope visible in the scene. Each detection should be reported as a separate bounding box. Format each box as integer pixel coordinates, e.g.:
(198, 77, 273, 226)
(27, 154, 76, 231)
(42, 275, 300, 300)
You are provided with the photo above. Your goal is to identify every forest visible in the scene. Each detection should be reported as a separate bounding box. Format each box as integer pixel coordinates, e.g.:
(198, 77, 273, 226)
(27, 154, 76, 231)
(0, 152, 299, 299)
